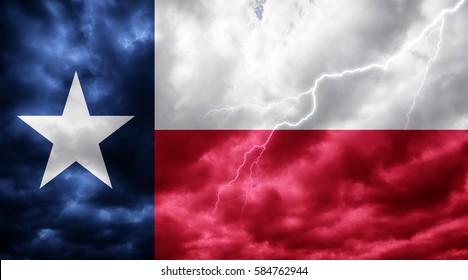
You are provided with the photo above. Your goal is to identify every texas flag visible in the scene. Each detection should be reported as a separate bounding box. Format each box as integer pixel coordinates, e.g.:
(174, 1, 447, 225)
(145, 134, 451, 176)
(1, 0, 468, 260)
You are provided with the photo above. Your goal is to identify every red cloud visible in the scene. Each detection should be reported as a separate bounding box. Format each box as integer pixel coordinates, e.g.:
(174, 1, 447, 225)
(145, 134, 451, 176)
(155, 130, 468, 259)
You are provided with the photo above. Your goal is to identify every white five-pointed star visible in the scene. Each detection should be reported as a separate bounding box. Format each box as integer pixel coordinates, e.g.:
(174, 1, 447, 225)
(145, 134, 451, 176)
(19, 72, 133, 188)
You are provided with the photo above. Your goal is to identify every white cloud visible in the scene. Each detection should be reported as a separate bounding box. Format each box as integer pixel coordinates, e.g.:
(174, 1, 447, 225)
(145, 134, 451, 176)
(156, 0, 468, 129)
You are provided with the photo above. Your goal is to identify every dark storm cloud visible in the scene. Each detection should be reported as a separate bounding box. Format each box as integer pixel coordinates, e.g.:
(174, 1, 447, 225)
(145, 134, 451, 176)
(155, 130, 468, 259)
(0, 0, 154, 259)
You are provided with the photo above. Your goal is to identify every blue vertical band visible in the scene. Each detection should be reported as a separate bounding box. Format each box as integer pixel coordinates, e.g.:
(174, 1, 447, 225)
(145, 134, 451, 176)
(0, 0, 154, 259)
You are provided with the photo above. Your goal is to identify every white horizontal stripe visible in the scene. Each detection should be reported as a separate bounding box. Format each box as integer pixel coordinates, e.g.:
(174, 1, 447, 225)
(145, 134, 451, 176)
(155, 0, 468, 130)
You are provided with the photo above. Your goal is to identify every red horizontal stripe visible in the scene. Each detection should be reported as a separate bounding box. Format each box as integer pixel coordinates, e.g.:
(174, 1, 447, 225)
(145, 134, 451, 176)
(155, 130, 468, 259)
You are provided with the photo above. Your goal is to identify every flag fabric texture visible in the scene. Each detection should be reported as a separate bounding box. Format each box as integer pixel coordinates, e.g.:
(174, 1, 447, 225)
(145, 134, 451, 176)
(1, 0, 468, 260)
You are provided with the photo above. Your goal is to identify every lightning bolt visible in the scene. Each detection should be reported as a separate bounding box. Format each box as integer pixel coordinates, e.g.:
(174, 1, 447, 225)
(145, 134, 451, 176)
(211, 0, 466, 214)
(406, 19, 445, 129)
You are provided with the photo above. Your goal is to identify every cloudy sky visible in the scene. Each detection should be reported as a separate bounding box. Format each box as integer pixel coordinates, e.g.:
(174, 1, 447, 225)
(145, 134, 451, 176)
(156, 130, 468, 259)
(2, 0, 466, 261)
(1, 0, 154, 259)
(155, 0, 468, 260)
(156, 0, 468, 129)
